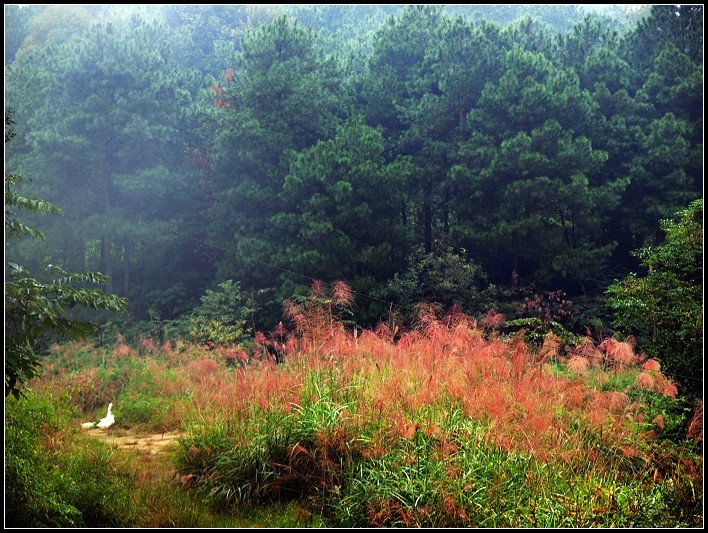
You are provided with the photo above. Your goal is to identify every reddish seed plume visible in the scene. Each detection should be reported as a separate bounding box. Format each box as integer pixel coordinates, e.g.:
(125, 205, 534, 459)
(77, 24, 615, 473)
(567, 356, 590, 374)
(415, 302, 442, 338)
(612, 342, 634, 366)
(661, 381, 678, 398)
(598, 337, 616, 354)
(282, 299, 301, 321)
(599, 337, 634, 367)
(224, 349, 248, 366)
(587, 408, 609, 428)
(511, 339, 529, 377)
(188, 358, 220, 382)
(310, 279, 324, 295)
(332, 280, 354, 308)
(652, 414, 665, 429)
(524, 413, 551, 436)
(397, 331, 420, 352)
(374, 322, 392, 340)
(605, 391, 630, 415)
(642, 359, 661, 372)
(443, 304, 466, 328)
(688, 400, 703, 443)
(284, 336, 299, 354)
(537, 332, 560, 363)
(114, 342, 133, 358)
(138, 337, 157, 354)
(571, 336, 602, 364)
(636, 371, 655, 390)
(273, 321, 287, 337)
(481, 308, 505, 330)
(561, 382, 588, 409)
(622, 446, 640, 458)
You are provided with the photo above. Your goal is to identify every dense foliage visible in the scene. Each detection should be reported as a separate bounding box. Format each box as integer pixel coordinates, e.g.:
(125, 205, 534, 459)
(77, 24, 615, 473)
(607, 199, 703, 397)
(5, 392, 139, 526)
(4, 5, 702, 389)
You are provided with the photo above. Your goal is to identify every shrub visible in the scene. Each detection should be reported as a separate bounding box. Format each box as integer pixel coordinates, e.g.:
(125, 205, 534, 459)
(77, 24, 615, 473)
(382, 246, 497, 322)
(606, 200, 702, 397)
(5, 391, 138, 527)
(5, 393, 81, 527)
(165, 280, 255, 346)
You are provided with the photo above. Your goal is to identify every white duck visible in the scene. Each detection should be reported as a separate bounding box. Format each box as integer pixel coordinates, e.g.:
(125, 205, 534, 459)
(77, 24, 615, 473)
(96, 402, 115, 429)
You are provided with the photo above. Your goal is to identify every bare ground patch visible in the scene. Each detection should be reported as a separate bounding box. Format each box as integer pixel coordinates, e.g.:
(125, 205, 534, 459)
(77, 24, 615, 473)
(84, 429, 182, 456)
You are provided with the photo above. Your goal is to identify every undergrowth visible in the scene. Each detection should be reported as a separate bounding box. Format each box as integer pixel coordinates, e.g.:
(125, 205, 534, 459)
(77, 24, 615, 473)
(10, 281, 703, 527)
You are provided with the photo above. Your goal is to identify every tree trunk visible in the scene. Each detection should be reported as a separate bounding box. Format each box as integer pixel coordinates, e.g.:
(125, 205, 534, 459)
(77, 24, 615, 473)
(101, 235, 113, 294)
(123, 239, 130, 295)
(423, 181, 432, 253)
(511, 254, 519, 287)
(100, 175, 114, 294)
(76, 241, 85, 273)
(442, 187, 450, 240)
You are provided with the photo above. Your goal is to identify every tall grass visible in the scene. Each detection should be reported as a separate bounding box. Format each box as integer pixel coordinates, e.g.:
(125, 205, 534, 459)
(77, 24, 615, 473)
(15, 285, 703, 527)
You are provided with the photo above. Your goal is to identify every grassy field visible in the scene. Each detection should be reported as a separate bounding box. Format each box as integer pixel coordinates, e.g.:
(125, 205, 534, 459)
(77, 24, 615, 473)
(6, 302, 703, 527)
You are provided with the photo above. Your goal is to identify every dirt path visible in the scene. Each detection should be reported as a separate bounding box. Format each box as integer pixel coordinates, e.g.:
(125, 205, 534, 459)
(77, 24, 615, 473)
(80, 429, 186, 488)
(87, 429, 182, 455)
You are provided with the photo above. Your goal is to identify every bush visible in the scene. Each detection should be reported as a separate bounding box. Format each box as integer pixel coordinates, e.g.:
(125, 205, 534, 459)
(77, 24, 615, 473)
(383, 246, 497, 322)
(606, 200, 702, 397)
(58, 440, 140, 527)
(5, 391, 139, 527)
(165, 280, 255, 346)
(5, 393, 81, 527)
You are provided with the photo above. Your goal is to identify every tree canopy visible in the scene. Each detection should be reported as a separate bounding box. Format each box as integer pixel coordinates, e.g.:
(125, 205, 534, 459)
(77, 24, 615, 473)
(4, 5, 702, 364)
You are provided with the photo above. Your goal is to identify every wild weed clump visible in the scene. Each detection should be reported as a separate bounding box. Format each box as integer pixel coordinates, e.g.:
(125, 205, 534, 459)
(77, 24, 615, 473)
(174, 368, 363, 511)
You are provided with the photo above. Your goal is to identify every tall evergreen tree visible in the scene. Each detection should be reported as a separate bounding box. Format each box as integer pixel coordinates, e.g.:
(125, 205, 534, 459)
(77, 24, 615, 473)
(453, 45, 627, 286)
(364, 5, 447, 253)
(273, 116, 409, 321)
(208, 15, 351, 322)
(624, 5, 703, 71)
(4, 4, 45, 64)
